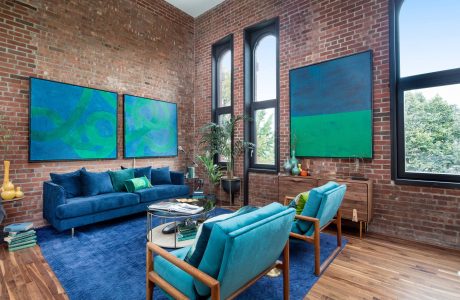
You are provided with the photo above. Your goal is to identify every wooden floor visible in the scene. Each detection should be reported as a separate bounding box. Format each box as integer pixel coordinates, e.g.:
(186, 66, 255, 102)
(0, 233, 459, 300)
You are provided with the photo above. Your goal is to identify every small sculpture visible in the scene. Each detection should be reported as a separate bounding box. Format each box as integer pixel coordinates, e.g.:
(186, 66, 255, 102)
(15, 186, 24, 198)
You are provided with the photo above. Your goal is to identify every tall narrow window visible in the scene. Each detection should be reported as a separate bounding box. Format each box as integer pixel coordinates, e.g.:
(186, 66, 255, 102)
(245, 19, 279, 170)
(391, 0, 460, 186)
(212, 35, 233, 163)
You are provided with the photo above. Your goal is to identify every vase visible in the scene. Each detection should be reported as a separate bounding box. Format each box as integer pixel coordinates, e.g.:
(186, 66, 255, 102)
(1, 160, 15, 200)
(291, 163, 300, 176)
(290, 150, 298, 169)
(283, 156, 292, 175)
(15, 186, 24, 198)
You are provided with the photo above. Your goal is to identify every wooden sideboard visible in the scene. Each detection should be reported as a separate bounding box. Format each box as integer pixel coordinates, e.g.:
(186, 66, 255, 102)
(278, 175, 373, 238)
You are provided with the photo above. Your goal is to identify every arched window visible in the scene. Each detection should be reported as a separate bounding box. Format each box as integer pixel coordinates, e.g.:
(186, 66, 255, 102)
(212, 35, 233, 163)
(391, 0, 460, 186)
(245, 20, 279, 170)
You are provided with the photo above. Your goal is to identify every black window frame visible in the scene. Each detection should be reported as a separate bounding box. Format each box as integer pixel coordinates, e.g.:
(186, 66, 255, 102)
(243, 18, 280, 173)
(211, 34, 234, 165)
(390, 0, 460, 188)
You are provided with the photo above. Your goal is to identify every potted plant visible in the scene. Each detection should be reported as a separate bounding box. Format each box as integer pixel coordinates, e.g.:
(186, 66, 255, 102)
(199, 115, 254, 196)
(196, 152, 223, 196)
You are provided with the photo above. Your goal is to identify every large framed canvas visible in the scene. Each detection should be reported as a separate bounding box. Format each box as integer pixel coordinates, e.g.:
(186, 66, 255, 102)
(123, 95, 178, 158)
(29, 77, 118, 162)
(290, 50, 373, 158)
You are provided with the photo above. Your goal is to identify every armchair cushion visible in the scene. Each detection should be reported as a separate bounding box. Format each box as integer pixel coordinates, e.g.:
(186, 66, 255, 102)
(154, 246, 198, 299)
(186, 206, 258, 268)
(296, 181, 339, 233)
(50, 168, 85, 198)
(195, 203, 286, 296)
(151, 167, 172, 185)
(81, 170, 114, 196)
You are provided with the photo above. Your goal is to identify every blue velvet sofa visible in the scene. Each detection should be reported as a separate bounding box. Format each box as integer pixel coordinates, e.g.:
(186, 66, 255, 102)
(43, 169, 189, 232)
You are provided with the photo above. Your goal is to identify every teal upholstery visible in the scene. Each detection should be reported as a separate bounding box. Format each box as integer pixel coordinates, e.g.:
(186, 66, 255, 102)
(154, 246, 197, 299)
(296, 181, 339, 233)
(153, 203, 295, 299)
(305, 185, 347, 236)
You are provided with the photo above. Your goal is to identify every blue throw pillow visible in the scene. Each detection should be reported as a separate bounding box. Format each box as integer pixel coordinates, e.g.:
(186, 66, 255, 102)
(50, 168, 86, 198)
(80, 170, 114, 196)
(185, 206, 258, 267)
(151, 167, 172, 185)
(121, 166, 152, 182)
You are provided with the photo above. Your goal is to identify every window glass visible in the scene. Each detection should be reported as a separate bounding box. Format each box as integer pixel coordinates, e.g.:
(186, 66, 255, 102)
(255, 108, 275, 165)
(254, 35, 277, 101)
(218, 50, 232, 107)
(404, 84, 460, 175)
(218, 113, 231, 162)
(399, 0, 460, 77)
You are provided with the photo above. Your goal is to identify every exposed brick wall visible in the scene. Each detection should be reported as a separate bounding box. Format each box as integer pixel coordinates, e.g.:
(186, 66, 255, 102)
(194, 0, 460, 249)
(0, 0, 194, 227)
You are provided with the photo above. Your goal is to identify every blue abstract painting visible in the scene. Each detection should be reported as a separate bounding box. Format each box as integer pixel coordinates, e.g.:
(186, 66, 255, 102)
(290, 50, 373, 158)
(123, 95, 178, 158)
(29, 78, 118, 161)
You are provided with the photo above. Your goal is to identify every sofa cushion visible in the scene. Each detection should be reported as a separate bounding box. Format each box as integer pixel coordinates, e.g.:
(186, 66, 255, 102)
(154, 246, 197, 299)
(135, 185, 189, 203)
(151, 167, 172, 185)
(56, 192, 140, 219)
(108, 169, 134, 192)
(124, 176, 152, 193)
(122, 166, 152, 182)
(296, 181, 339, 233)
(80, 170, 114, 196)
(50, 168, 85, 198)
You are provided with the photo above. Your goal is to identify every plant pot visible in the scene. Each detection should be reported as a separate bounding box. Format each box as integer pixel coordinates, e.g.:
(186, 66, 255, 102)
(221, 177, 241, 194)
(221, 177, 240, 205)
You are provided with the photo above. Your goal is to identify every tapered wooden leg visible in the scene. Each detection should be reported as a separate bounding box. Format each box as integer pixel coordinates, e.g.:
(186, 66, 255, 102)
(146, 245, 154, 300)
(283, 241, 290, 300)
(359, 221, 363, 239)
(337, 209, 342, 248)
(314, 222, 321, 276)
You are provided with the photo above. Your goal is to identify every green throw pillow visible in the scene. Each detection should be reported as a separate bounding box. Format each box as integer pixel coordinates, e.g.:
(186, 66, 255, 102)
(124, 176, 152, 193)
(108, 168, 134, 192)
(296, 192, 309, 215)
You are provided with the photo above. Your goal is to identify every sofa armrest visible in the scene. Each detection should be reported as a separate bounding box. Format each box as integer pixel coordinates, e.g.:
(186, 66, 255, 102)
(43, 181, 66, 224)
(170, 171, 185, 185)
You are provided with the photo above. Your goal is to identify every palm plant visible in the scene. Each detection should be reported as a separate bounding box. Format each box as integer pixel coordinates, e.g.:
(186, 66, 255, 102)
(196, 153, 223, 188)
(199, 115, 254, 179)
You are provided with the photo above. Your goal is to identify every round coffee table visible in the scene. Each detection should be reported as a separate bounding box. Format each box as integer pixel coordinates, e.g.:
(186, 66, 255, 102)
(146, 197, 215, 248)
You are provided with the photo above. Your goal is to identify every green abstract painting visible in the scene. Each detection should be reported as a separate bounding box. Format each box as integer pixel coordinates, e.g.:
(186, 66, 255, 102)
(29, 78, 118, 161)
(289, 51, 373, 158)
(123, 95, 178, 158)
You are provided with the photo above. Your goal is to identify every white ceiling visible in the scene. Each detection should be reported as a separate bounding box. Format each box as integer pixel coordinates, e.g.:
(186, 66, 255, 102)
(165, 0, 225, 18)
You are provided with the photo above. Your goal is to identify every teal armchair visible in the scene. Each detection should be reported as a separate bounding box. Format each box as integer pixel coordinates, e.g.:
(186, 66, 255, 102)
(285, 182, 346, 276)
(146, 203, 296, 300)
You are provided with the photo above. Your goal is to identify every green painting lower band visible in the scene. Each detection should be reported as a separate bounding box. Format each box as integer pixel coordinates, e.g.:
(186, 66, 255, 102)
(291, 110, 372, 158)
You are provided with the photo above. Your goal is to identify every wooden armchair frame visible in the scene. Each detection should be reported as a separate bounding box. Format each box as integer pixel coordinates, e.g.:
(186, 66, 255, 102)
(284, 196, 342, 276)
(146, 241, 290, 300)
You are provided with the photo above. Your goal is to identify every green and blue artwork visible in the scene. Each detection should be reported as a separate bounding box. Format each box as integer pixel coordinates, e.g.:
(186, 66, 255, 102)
(123, 95, 178, 158)
(290, 50, 373, 158)
(29, 78, 118, 161)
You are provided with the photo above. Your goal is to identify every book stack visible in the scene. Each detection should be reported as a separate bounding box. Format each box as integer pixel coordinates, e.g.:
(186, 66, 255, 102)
(192, 190, 205, 199)
(3, 222, 36, 252)
(177, 223, 197, 242)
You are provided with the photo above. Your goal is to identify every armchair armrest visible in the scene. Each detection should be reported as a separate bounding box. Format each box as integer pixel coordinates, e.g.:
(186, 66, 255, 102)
(43, 181, 66, 224)
(294, 214, 319, 224)
(147, 242, 220, 299)
(284, 196, 295, 206)
(170, 171, 185, 185)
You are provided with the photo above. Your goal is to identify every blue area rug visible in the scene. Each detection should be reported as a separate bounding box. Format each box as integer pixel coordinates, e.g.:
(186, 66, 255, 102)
(37, 208, 346, 299)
